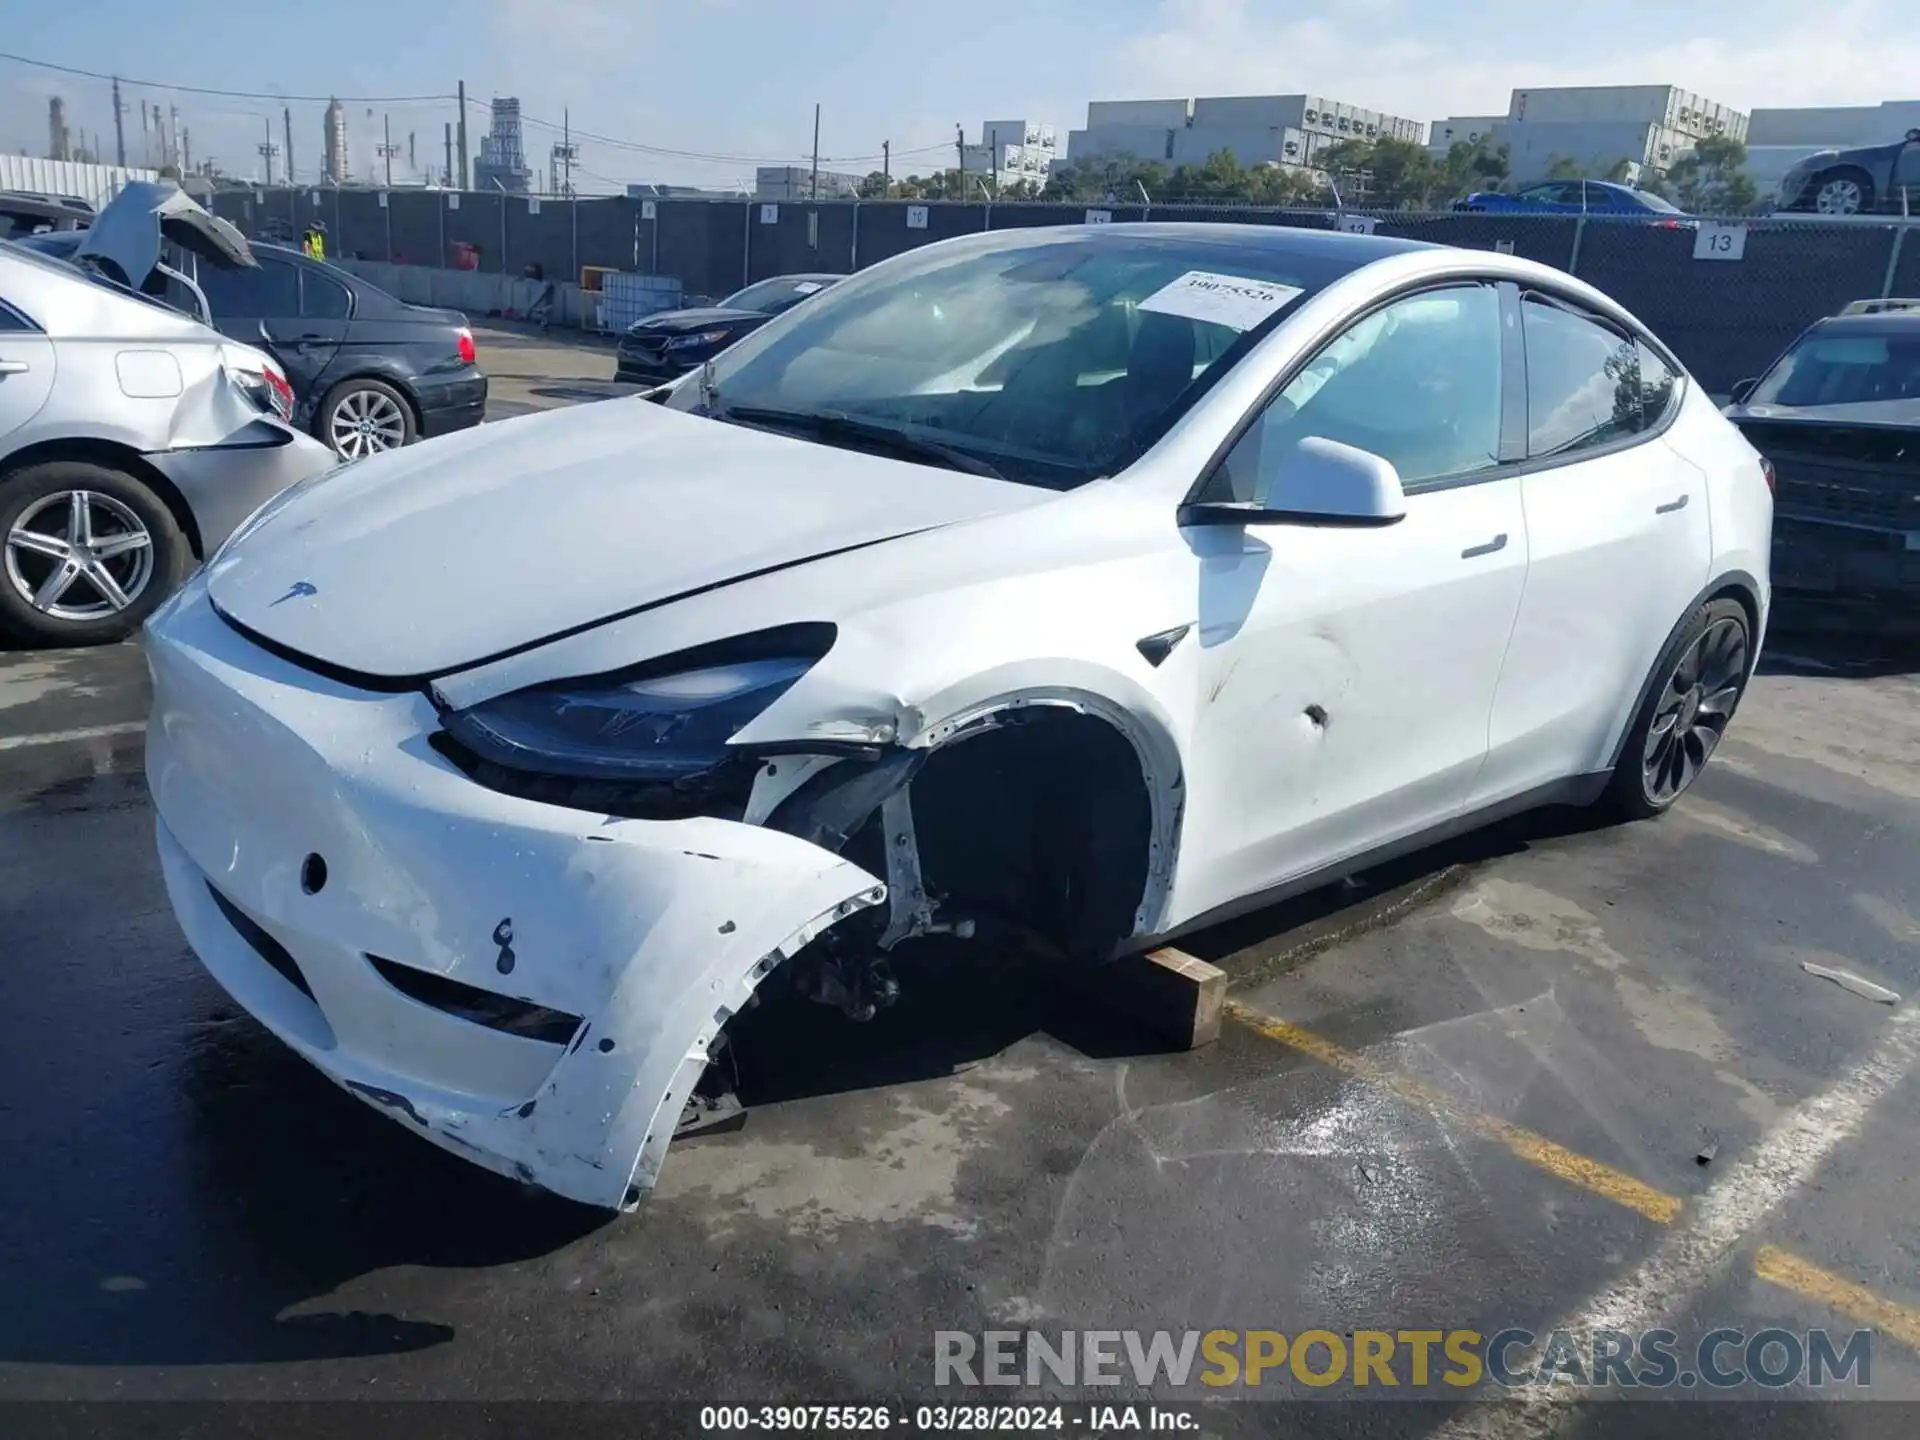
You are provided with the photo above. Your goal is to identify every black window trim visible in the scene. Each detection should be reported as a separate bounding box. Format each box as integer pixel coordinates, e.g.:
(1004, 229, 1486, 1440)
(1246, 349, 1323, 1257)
(296, 260, 356, 322)
(1506, 286, 1686, 477)
(0, 295, 41, 332)
(1186, 276, 1515, 504)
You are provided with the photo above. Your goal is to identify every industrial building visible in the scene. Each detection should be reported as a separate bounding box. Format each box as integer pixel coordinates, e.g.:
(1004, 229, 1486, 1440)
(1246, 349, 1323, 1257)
(1426, 84, 1748, 187)
(961, 120, 1058, 192)
(323, 98, 348, 185)
(474, 98, 532, 194)
(1742, 98, 1920, 197)
(753, 166, 862, 201)
(1065, 94, 1423, 173)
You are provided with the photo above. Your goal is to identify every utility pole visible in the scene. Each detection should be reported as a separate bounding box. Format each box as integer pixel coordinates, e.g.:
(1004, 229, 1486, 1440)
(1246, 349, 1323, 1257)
(408, 130, 417, 173)
(882, 139, 890, 192)
(112, 77, 126, 166)
(257, 116, 279, 185)
(955, 124, 965, 199)
(284, 106, 294, 185)
(182, 128, 191, 174)
(378, 113, 400, 188)
(456, 79, 469, 190)
(989, 125, 999, 199)
(444, 122, 453, 187)
(810, 103, 820, 200)
(170, 105, 181, 170)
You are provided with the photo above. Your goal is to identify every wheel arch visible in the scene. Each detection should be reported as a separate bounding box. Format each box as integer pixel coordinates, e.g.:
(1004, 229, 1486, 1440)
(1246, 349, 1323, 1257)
(0, 436, 205, 557)
(1603, 569, 1763, 772)
(314, 369, 423, 440)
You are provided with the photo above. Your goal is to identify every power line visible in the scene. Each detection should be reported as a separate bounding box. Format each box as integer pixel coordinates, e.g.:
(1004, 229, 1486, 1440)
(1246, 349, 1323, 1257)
(0, 49, 454, 104)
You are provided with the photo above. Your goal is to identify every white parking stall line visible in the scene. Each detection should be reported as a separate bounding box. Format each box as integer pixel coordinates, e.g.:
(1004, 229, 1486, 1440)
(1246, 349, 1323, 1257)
(0, 720, 146, 752)
(1437, 1007, 1920, 1436)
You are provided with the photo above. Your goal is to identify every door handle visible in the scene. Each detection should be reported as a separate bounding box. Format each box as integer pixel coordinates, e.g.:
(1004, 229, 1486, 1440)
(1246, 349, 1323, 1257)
(1461, 533, 1508, 559)
(0, 359, 29, 375)
(1655, 494, 1690, 514)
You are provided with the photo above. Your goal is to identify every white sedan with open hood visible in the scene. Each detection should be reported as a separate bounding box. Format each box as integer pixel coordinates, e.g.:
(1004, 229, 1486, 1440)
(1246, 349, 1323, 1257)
(145, 224, 1773, 1209)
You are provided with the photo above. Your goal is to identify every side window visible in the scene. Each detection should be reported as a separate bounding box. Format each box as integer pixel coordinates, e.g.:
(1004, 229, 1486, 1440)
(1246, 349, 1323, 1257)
(1639, 340, 1678, 424)
(301, 270, 352, 321)
(1521, 296, 1643, 458)
(1201, 284, 1504, 502)
(198, 258, 299, 318)
(0, 297, 36, 332)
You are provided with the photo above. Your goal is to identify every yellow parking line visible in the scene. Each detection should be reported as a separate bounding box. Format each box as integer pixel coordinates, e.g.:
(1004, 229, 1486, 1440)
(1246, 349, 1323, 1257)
(1754, 1245, 1920, 1350)
(1223, 998, 1684, 1224)
(1224, 996, 1920, 1353)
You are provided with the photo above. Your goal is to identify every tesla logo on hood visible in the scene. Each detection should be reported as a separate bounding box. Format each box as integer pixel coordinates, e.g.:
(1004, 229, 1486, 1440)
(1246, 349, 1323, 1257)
(270, 581, 318, 606)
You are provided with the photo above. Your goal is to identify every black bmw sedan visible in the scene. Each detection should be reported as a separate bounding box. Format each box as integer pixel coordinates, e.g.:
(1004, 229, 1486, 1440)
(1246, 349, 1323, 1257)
(615, 273, 841, 384)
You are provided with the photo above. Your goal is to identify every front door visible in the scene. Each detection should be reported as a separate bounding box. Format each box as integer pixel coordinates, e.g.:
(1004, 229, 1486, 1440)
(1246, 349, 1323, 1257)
(1174, 282, 1529, 925)
(1475, 294, 1713, 803)
(0, 297, 54, 446)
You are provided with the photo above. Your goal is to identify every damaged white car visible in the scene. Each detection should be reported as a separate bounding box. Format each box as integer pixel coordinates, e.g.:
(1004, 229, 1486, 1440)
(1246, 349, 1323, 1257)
(145, 224, 1773, 1209)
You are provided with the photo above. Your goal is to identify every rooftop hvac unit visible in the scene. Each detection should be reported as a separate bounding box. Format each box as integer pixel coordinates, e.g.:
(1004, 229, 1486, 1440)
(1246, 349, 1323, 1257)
(1304, 109, 1318, 123)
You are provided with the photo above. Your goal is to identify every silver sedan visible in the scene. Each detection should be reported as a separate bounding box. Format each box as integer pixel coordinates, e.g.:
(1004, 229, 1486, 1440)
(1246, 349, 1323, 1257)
(0, 238, 335, 646)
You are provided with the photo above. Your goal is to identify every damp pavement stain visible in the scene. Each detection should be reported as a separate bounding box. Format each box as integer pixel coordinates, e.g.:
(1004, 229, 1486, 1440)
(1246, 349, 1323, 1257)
(1855, 893, 1920, 946)
(653, 1068, 1024, 1239)
(1729, 673, 1920, 801)
(1673, 796, 1818, 864)
(1450, 879, 1778, 1123)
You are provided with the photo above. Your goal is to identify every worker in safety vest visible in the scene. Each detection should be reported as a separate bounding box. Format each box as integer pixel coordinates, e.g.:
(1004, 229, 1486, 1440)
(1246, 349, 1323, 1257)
(302, 223, 325, 260)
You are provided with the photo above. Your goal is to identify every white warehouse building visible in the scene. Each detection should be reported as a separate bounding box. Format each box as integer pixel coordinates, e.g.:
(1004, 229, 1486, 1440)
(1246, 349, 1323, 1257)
(1066, 94, 1423, 173)
(1427, 84, 1748, 187)
(962, 120, 1058, 192)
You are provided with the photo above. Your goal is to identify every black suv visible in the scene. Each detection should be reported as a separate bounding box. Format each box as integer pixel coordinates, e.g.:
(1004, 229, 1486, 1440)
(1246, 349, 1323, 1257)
(22, 231, 486, 459)
(1776, 129, 1920, 216)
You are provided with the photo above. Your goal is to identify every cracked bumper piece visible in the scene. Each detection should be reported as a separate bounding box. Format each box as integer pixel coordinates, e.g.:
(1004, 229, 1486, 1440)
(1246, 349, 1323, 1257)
(144, 576, 885, 1209)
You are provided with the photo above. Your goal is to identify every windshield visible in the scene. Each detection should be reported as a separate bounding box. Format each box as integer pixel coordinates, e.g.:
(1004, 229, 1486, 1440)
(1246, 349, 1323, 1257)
(673, 229, 1336, 489)
(1749, 327, 1920, 407)
(720, 276, 835, 315)
(1630, 189, 1683, 214)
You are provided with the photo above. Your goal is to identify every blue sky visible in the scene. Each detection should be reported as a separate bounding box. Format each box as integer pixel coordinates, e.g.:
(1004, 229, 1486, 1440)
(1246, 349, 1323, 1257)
(4, 0, 1914, 190)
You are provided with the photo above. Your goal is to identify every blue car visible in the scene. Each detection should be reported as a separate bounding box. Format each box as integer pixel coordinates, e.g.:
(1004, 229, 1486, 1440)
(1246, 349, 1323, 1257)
(1454, 179, 1692, 223)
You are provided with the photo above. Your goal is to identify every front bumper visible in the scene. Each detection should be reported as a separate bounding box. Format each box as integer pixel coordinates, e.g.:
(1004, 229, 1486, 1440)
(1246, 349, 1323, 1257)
(144, 577, 886, 1209)
(144, 421, 337, 556)
(613, 346, 695, 384)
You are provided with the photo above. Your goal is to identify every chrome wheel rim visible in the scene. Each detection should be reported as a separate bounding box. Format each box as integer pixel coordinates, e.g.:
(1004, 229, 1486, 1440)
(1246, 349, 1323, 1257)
(1643, 616, 1748, 805)
(1815, 179, 1863, 215)
(328, 388, 407, 458)
(4, 490, 155, 622)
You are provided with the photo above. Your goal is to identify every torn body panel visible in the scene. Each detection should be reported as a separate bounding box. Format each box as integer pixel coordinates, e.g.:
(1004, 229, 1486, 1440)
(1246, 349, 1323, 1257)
(145, 574, 884, 1210)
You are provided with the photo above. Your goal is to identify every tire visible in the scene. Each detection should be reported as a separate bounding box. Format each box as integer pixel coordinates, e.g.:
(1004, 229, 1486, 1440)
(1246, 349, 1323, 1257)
(316, 378, 417, 460)
(0, 459, 191, 647)
(1603, 598, 1751, 821)
(1812, 168, 1874, 216)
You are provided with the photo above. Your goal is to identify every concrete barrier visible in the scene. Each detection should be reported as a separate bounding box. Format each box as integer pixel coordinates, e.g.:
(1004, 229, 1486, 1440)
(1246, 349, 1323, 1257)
(334, 261, 679, 334)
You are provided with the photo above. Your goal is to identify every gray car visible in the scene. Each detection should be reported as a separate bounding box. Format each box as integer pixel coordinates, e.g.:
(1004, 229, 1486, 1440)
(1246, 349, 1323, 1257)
(0, 236, 335, 647)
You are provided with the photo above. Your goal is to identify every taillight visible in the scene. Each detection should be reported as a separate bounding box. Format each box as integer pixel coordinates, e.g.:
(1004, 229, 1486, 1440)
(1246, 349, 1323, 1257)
(263, 364, 295, 421)
(1759, 456, 1776, 496)
(456, 329, 476, 365)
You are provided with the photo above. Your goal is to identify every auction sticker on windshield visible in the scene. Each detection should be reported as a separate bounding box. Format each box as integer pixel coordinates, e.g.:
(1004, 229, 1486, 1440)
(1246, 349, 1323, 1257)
(1138, 271, 1305, 332)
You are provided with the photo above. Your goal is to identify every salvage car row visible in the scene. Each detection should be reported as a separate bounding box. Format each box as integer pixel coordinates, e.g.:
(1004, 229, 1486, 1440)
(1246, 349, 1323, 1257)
(1, 183, 487, 645)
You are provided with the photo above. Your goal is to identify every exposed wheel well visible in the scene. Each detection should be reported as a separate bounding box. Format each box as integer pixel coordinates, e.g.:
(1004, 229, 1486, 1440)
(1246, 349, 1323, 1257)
(0, 438, 205, 557)
(882, 707, 1156, 961)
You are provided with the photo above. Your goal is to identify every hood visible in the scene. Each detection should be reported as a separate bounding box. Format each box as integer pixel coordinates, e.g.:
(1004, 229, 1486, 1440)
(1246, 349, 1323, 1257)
(629, 307, 764, 335)
(76, 180, 254, 288)
(1727, 398, 1920, 430)
(206, 398, 1051, 681)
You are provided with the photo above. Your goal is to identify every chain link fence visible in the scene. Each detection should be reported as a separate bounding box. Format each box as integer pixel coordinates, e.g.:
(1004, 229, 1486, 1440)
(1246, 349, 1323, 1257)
(211, 189, 1918, 394)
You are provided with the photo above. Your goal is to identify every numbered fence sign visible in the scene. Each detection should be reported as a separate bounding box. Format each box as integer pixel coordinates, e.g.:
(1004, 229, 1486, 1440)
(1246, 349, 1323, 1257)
(377, 191, 389, 209)
(1693, 223, 1748, 262)
(528, 197, 541, 214)
(640, 200, 657, 220)
(906, 205, 929, 230)
(447, 193, 460, 210)
(1336, 214, 1378, 234)
(1494, 239, 1516, 254)
(1085, 209, 1113, 225)
(760, 204, 780, 225)
(309, 191, 320, 206)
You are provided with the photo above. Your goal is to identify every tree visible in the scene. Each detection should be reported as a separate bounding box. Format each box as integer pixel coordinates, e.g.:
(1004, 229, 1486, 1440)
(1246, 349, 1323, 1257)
(1544, 154, 1583, 181)
(857, 171, 890, 199)
(1664, 134, 1758, 214)
(1603, 156, 1636, 184)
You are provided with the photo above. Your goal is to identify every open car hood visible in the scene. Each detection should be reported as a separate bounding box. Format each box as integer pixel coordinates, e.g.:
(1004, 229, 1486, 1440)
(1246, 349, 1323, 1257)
(74, 181, 255, 288)
(205, 398, 1051, 681)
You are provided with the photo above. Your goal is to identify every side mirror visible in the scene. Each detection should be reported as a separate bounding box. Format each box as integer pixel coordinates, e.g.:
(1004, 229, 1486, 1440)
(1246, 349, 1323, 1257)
(1729, 377, 1758, 405)
(1183, 436, 1407, 528)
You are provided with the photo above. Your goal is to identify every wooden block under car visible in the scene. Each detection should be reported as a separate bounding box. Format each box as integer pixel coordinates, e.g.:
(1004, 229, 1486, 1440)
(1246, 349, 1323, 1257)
(1095, 946, 1225, 1050)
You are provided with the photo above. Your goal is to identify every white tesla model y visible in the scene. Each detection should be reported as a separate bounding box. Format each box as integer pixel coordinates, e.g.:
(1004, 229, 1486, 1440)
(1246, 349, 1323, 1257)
(144, 224, 1773, 1208)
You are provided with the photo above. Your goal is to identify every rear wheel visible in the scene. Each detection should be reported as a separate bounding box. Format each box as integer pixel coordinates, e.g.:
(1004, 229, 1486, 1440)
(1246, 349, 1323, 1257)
(318, 378, 416, 460)
(0, 460, 190, 647)
(1604, 598, 1751, 820)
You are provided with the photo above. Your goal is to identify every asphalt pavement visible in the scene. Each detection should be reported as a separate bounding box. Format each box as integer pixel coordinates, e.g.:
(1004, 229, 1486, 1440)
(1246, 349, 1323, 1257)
(2, 329, 1919, 1436)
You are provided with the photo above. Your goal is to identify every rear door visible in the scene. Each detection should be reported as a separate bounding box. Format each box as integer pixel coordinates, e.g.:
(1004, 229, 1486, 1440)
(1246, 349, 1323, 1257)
(1475, 294, 1712, 803)
(0, 294, 55, 446)
(288, 261, 350, 391)
(193, 255, 320, 392)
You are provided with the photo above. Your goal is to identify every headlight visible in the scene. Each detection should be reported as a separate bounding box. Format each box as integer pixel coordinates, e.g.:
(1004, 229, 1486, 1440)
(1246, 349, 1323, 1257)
(666, 328, 733, 350)
(441, 627, 834, 784)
